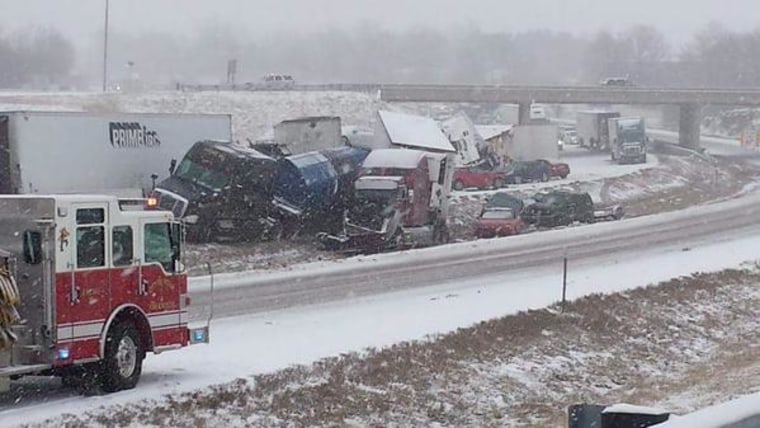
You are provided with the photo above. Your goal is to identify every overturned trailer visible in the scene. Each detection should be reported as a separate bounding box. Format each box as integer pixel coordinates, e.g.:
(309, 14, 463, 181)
(272, 146, 370, 236)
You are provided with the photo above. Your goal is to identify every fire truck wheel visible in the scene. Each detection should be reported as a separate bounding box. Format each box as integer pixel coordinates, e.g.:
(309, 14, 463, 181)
(100, 321, 144, 392)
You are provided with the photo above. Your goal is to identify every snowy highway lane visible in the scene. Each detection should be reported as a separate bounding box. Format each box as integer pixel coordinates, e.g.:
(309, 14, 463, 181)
(3, 197, 760, 425)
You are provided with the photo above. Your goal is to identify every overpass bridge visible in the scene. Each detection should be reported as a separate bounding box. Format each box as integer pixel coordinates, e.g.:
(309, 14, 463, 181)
(376, 84, 760, 149)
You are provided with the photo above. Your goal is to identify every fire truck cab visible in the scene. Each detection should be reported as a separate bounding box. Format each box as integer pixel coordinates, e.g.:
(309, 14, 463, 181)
(0, 195, 209, 393)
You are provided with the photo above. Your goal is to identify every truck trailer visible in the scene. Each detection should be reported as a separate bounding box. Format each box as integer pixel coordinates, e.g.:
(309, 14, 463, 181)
(0, 111, 231, 195)
(272, 146, 370, 236)
(576, 111, 621, 152)
(272, 116, 343, 155)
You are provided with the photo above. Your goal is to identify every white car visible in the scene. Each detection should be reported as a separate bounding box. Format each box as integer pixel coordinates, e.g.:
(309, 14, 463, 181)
(530, 104, 547, 120)
(262, 74, 295, 90)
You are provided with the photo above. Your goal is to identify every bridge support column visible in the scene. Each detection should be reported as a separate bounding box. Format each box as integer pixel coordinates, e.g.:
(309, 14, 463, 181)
(678, 103, 702, 150)
(518, 102, 531, 125)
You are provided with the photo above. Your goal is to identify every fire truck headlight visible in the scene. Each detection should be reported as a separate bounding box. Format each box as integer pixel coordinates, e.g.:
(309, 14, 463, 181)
(57, 348, 71, 360)
(184, 215, 199, 225)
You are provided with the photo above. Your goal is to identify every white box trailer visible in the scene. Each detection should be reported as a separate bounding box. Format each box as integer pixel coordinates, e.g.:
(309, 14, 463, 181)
(273, 116, 343, 154)
(508, 124, 559, 161)
(0, 111, 231, 194)
(576, 110, 621, 151)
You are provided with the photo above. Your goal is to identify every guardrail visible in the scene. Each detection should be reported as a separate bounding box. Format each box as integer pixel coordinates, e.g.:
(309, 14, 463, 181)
(176, 82, 382, 93)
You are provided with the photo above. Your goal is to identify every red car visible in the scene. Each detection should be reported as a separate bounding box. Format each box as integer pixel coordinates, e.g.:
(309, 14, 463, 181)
(537, 159, 570, 179)
(474, 208, 526, 238)
(452, 165, 507, 190)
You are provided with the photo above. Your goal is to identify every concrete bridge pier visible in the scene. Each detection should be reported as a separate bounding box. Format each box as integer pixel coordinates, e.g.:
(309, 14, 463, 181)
(518, 102, 531, 125)
(678, 103, 703, 150)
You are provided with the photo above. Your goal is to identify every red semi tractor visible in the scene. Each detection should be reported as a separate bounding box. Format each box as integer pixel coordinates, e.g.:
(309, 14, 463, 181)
(318, 148, 455, 251)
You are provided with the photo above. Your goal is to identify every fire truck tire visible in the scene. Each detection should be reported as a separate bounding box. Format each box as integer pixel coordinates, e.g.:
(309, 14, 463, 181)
(100, 321, 144, 392)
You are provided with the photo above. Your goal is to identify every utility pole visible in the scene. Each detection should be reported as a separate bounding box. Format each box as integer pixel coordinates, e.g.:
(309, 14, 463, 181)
(102, 0, 110, 92)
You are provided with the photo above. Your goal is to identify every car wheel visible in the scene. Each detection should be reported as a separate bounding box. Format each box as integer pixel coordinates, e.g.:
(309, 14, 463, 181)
(493, 178, 504, 189)
(560, 174, 568, 179)
(453, 180, 465, 191)
(99, 321, 144, 393)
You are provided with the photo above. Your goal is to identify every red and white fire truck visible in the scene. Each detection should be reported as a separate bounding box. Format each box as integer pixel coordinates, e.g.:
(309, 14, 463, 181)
(0, 195, 210, 393)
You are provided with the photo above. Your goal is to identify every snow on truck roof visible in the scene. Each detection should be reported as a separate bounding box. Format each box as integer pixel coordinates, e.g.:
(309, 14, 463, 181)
(475, 125, 513, 141)
(361, 148, 427, 169)
(377, 110, 455, 153)
(603, 403, 668, 415)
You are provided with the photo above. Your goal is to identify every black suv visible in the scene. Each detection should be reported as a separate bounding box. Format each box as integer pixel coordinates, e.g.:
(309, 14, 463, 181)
(521, 191, 595, 227)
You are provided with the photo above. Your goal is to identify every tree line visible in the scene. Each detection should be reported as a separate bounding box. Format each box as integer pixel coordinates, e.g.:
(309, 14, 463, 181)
(0, 27, 75, 88)
(2, 23, 760, 89)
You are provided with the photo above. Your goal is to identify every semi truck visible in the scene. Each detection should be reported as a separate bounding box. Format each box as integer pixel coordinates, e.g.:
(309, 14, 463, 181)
(0, 111, 231, 195)
(608, 117, 648, 164)
(0, 195, 210, 393)
(150, 140, 279, 242)
(318, 148, 455, 251)
(576, 111, 621, 152)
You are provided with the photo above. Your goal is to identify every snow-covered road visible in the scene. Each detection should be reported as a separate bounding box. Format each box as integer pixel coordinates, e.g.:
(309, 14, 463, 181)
(2, 198, 760, 425)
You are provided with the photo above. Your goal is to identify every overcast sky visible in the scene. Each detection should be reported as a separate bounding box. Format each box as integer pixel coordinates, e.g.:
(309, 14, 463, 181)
(1, 0, 758, 47)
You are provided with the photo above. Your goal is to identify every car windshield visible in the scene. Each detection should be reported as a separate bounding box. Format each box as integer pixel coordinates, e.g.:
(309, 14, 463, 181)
(481, 209, 515, 219)
(174, 145, 232, 191)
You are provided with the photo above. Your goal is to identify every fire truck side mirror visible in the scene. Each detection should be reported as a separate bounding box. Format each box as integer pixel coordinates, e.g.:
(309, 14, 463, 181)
(22, 230, 42, 265)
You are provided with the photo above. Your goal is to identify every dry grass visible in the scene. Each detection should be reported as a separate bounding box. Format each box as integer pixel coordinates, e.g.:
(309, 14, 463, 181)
(38, 268, 760, 427)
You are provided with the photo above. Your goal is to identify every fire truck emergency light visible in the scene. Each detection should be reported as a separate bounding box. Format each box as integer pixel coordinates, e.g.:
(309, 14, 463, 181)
(146, 197, 159, 208)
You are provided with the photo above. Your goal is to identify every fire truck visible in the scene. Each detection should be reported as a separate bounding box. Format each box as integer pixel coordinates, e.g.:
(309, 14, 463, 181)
(0, 195, 210, 393)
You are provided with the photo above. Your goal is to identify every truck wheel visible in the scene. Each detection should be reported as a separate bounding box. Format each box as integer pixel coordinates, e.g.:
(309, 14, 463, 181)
(100, 321, 144, 393)
(493, 178, 504, 189)
(453, 180, 465, 191)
